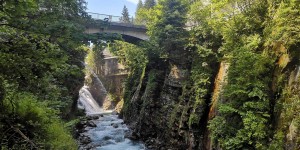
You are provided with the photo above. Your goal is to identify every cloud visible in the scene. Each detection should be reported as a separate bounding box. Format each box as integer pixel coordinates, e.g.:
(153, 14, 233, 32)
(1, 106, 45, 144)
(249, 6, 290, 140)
(126, 0, 139, 4)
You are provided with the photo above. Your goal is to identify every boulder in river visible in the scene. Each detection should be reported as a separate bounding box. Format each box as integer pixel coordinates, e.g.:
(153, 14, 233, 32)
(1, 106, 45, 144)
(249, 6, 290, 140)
(86, 115, 99, 120)
(76, 121, 87, 133)
(79, 136, 92, 145)
(87, 120, 97, 127)
(112, 123, 118, 128)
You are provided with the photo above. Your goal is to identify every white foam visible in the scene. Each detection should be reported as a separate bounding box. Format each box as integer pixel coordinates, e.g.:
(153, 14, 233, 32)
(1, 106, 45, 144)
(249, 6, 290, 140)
(85, 114, 145, 150)
(78, 86, 103, 114)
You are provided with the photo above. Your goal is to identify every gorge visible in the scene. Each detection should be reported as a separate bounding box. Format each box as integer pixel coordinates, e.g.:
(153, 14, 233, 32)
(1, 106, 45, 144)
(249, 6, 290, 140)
(1, 0, 300, 150)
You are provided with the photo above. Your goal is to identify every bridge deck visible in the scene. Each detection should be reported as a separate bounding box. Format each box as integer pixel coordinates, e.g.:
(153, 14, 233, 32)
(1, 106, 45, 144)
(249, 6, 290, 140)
(86, 12, 148, 41)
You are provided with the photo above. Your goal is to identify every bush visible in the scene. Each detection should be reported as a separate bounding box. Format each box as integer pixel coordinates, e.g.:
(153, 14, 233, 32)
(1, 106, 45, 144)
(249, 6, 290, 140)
(0, 85, 77, 150)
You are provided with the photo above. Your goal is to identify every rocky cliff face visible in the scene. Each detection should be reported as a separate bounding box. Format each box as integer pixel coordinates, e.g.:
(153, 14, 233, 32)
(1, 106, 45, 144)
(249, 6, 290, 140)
(272, 65, 300, 150)
(121, 52, 300, 150)
(121, 47, 219, 149)
(118, 0, 300, 149)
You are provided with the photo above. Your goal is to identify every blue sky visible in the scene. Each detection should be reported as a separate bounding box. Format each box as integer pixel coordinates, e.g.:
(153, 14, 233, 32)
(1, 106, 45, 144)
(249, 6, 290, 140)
(85, 0, 138, 17)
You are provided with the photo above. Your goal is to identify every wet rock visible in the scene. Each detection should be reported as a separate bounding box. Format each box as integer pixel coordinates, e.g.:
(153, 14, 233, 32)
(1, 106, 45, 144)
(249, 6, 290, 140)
(76, 121, 87, 128)
(126, 131, 139, 140)
(79, 136, 91, 145)
(148, 145, 155, 149)
(112, 123, 119, 128)
(87, 121, 97, 127)
(76, 121, 87, 134)
(103, 136, 111, 140)
(86, 115, 99, 120)
(100, 114, 104, 117)
(124, 130, 131, 138)
(145, 138, 159, 150)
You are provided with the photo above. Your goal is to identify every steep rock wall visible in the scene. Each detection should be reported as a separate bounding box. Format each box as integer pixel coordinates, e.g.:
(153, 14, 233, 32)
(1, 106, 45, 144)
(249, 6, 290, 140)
(122, 55, 300, 150)
(122, 50, 219, 149)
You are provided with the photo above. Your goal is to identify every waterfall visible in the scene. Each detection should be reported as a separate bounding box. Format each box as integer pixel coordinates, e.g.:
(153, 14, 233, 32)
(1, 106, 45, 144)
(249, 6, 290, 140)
(78, 85, 103, 114)
(78, 63, 109, 115)
(77, 69, 145, 150)
(77, 54, 145, 150)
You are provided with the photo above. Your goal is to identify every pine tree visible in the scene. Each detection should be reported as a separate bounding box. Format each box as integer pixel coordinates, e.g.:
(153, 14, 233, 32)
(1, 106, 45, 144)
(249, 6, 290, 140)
(136, 0, 143, 12)
(150, 0, 188, 59)
(120, 5, 130, 23)
(144, 0, 156, 9)
(135, 0, 143, 17)
(134, 0, 146, 25)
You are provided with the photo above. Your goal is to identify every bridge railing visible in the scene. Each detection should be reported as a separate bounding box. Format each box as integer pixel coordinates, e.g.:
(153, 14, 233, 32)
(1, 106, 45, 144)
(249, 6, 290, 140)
(87, 12, 134, 24)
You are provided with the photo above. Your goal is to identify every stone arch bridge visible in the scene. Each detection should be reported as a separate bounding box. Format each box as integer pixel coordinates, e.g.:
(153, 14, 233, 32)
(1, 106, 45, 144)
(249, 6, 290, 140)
(85, 12, 148, 44)
(85, 13, 148, 101)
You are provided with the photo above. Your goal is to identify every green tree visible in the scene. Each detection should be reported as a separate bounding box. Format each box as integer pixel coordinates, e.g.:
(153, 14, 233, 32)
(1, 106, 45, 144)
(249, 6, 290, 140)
(149, 0, 188, 63)
(116, 0, 300, 149)
(0, 0, 90, 148)
(134, 0, 157, 25)
(1, 0, 88, 115)
(134, 0, 144, 24)
(120, 5, 131, 23)
(110, 41, 148, 71)
(205, 0, 276, 149)
(136, 0, 144, 14)
(144, 0, 156, 9)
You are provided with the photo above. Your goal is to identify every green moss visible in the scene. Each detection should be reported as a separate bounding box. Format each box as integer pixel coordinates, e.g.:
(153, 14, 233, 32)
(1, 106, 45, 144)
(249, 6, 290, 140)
(169, 104, 181, 128)
(188, 113, 199, 127)
(268, 131, 284, 150)
(271, 77, 300, 149)
(139, 70, 159, 116)
(122, 66, 146, 117)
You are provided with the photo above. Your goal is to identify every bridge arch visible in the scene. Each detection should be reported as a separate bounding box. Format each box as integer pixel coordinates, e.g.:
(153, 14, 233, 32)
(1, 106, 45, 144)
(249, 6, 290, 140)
(85, 12, 149, 44)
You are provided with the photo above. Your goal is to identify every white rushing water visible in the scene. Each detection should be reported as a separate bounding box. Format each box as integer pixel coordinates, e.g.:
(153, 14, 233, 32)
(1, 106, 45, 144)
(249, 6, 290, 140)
(78, 86, 103, 114)
(85, 114, 145, 150)
(78, 87, 145, 149)
(77, 68, 145, 149)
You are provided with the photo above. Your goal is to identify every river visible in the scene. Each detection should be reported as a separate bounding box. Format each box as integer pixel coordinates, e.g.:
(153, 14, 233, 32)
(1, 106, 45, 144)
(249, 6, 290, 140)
(77, 74, 145, 149)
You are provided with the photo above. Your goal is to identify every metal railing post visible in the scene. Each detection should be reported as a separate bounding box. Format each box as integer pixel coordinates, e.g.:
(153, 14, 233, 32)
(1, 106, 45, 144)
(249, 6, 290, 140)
(109, 15, 112, 22)
(87, 12, 136, 24)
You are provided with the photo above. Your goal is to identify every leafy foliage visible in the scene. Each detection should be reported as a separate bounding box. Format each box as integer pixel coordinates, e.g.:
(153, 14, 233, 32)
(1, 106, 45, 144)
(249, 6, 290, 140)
(110, 41, 148, 71)
(0, 0, 91, 148)
(0, 83, 77, 149)
(209, 49, 273, 149)
(124, 0, 300, 149)
(201, 0, 300, 149)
